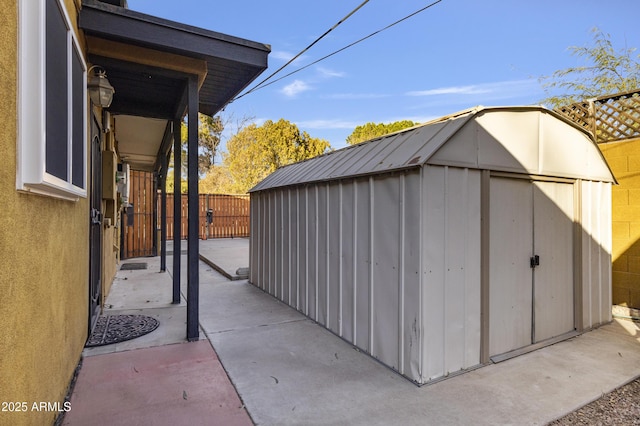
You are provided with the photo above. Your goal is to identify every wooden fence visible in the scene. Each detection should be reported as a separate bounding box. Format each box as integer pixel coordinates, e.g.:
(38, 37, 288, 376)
(121, 169, 250, 258)
(166, 193, 250, 240)
(122, 170, 156, 258)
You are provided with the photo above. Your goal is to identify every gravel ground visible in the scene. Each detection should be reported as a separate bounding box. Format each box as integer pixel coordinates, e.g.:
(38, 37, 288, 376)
(548, 377, 640, 425)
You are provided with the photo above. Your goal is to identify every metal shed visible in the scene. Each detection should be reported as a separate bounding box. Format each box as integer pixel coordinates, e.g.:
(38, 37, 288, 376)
(248, 106, 615, 385)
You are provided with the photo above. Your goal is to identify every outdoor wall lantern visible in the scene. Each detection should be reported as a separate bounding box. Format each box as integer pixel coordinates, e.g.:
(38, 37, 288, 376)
(87, 65, 115, 108)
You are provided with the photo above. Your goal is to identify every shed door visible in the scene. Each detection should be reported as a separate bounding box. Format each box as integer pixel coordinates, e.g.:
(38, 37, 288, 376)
(533, 181, 574, 342)
(489, 178, 574, 357)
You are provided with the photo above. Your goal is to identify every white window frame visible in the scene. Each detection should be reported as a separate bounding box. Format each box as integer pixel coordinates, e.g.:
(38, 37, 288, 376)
(17, 0, 87, 201)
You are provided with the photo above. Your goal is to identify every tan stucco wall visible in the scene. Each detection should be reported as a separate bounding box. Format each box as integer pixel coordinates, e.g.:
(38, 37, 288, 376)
(102, 203, 119, 304)
(0, 1, 89, 425)
(600, 137, 640, 309)
(100, 115, 120, 303)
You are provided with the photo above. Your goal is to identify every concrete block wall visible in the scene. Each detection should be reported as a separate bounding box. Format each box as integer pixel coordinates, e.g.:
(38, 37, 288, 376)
(600, 137, 640, 308)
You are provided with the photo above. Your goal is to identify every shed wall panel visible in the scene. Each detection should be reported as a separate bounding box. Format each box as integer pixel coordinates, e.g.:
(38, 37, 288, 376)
(269, 194, 277, 294)
(308, 187, 318, 320)
(460, 169, 482, 369)
(341, 183, 355, 342)
(422, 166, 481, 381)
(423, 165, 446, 380)
(249, 193, 258, 283)
(254, 193, 266, 290)
(289, 189, 299, 309)
(444, 168, 470, 372)
(581, 180, 613, 328)
(317, 184, 328, 326)
(328, 183, 342, 335)
(275, 193, 282, 296)
(299, 188, 309, 313)
(260, 194, 268, 290)
(371, 174, 401, 369)
(354, 178, 371, 351)
(401, 171, 423, 378)
(281, 190, 290, 304)
(273, 193, 279, 296)
(261, 194, 268, 292)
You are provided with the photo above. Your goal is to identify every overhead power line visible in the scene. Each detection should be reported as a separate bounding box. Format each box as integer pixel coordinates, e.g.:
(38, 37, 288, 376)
(233, 0, 371, 101)
(229, 0, 444, 104)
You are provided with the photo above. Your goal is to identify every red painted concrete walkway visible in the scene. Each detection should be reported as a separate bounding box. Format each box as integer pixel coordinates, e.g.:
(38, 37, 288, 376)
(63, 341, 252, 426)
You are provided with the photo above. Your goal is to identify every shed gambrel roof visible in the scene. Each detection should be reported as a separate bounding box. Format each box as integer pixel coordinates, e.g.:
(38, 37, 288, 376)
(250, 106, 616, 192)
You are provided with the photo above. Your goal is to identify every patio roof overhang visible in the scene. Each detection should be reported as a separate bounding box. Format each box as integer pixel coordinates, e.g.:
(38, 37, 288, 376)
(79, 0, 270, 341)
(79, 0, 270, 170)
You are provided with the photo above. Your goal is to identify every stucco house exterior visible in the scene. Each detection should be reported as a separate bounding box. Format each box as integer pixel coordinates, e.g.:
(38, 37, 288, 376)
(0, 1, 268, 424)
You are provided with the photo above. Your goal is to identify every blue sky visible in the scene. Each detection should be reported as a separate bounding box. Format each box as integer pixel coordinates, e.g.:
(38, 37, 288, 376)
(127, 0, 639, 151)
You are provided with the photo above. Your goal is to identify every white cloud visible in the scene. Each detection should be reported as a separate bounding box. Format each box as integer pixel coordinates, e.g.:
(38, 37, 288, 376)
(316, 67, 346, 78)
(281, 80, 312, 97)
(407, 85, 491, 96)
(271, 50, 294, 61)
(322, 93, 389, 100)
(406, 79, 538, 98)
(296, 119, 363, 130)
(270, 50, 308, 66)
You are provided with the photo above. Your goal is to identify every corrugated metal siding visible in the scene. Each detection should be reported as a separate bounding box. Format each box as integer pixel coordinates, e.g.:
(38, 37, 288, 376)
(422, 166, 481, 382)
(581, 180, 613, 329)
(250, 170, 426, 383)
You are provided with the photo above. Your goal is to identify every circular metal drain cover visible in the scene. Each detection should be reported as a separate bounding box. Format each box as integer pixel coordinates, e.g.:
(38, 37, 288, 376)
(86, 315, 159, 347)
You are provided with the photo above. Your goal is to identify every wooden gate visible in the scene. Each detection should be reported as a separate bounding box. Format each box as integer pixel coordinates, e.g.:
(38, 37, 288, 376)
(122, 170, 156, 259)
(166, 194, 250, 240)
(123, 176, 250, 258)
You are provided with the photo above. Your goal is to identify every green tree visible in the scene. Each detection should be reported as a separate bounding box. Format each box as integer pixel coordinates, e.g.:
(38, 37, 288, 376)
(223, 119, 331, 193)
(346, 120, 418, 145)
(165, 169, 187, 193)
(199, 165, 234, 194)
(540, 28, 640, 108)
(166, 113, 225, 193)
(198, 115, 224, 174)
(180, 113, 225, 175)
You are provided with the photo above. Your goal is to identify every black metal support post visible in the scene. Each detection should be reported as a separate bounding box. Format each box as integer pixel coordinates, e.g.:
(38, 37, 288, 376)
(160, 155, 168, 272)
(172, 119, 182, 304)
(186, 75, 200, 341)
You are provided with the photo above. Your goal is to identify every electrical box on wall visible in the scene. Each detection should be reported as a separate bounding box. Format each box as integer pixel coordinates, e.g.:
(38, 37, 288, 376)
(102, 151, 117, 201)
(117, 163, 130, 206)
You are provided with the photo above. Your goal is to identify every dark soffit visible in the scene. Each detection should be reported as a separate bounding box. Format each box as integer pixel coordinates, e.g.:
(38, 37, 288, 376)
(79, 0, 270, 117)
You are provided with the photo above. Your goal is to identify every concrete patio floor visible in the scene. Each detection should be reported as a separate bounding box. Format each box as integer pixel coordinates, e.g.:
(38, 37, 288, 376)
(63, 238, 640, 425)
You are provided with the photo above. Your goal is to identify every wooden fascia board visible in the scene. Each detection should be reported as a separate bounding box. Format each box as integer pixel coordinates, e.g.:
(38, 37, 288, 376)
(86, 36, 207, 88)
(79, 1, 270, 68)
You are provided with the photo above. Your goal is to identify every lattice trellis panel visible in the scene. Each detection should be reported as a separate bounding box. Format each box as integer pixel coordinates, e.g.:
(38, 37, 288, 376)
(555, 89, 640, 143)
(595, 92, 640, 142)
(556, 102, 592, 132)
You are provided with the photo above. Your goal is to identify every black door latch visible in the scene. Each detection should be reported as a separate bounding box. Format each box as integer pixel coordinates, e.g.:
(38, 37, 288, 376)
(530, 255, 540, 268)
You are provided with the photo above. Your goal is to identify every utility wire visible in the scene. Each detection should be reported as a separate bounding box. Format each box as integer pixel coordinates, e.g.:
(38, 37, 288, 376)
(230, 0, 444, 103)
(235, 0, 370, 101)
